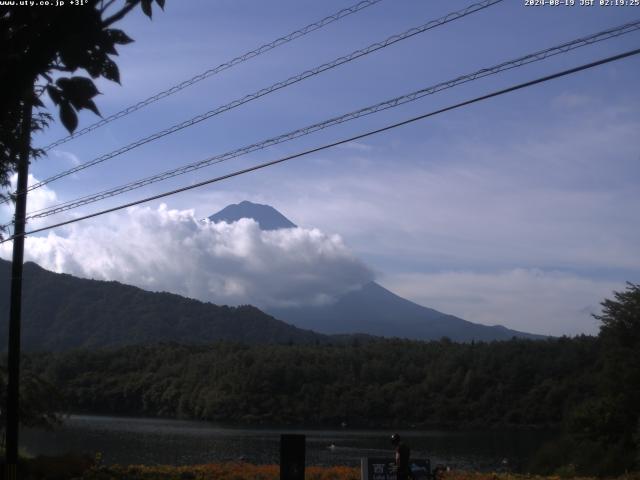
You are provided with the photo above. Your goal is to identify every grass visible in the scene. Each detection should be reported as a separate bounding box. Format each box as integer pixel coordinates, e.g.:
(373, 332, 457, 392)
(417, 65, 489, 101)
(81, 463, 358, 480)
(16, 458, 640, 480)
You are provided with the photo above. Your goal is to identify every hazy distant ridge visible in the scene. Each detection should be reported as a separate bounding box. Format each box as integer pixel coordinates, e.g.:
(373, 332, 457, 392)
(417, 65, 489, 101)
(269, 281, 545, 341)
(210, 201, 545, 341)
(0, 259, 326, 351)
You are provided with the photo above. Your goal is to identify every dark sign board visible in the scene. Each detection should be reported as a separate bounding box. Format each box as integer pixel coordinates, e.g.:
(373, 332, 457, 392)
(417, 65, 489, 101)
(361, 457, 431, 480)
(281, 434, 305, 480)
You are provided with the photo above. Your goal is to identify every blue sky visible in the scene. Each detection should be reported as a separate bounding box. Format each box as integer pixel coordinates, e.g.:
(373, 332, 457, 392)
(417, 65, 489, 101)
(2, 0, 639, 336)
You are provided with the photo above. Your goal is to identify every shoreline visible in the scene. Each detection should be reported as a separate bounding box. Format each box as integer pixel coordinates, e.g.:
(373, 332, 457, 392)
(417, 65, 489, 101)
(57, 411, 562, 432)
(19, 459, 640, 480)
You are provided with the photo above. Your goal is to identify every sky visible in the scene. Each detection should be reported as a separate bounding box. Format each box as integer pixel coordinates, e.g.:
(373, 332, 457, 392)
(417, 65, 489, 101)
(1, 0, 639, 336)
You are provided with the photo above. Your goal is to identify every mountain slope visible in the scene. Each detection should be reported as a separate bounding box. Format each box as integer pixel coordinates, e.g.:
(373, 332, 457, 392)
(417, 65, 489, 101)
(209, 200, 296, 230)
(0, 259, 327, 351)
(208, 201, 545, 341)
(268, 281, 545, 341)
(0, 201, 545, 351)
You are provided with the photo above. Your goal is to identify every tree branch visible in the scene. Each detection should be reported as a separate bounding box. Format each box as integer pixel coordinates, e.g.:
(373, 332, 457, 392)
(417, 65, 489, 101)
(100, 0, 118, 14)
(103, 1, 138, 27)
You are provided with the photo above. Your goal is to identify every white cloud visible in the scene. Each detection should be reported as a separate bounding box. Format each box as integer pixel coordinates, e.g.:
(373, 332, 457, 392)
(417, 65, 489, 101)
(51, 150, 81, 167)
(551, 92, 593, 109)
(173, 105, 638, 337)
(1, 86, 634, 339)
(233, 103, 640, 273)
(0, 204, 373, 309)
(338, 141, 374, 152)
(380, 269, 623, 336)
(1, 174, 60, 231)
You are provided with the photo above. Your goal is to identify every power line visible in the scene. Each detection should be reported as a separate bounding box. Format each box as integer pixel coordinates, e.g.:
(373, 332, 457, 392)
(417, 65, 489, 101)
(12, 0, 503, 201)
(19, 19, 640, 223)
(20, 19, 640, 219)
(40, 0, 386, 152)
(4, 47, 638, 244)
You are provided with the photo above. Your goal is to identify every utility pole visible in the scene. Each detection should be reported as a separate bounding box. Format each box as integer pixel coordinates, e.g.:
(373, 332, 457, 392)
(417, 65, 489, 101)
(5, 89, 33, 480)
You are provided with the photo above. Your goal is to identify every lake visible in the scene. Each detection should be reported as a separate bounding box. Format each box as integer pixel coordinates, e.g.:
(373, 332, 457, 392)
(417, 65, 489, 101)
(21, 415, 555, 471)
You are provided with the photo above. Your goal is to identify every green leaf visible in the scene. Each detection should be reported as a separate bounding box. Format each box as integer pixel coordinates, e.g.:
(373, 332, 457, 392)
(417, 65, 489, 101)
(68, 76, 100, 99)
(56, 77, 101, 114)
(101, 58, 120, 84)
(83, 99, 101, 117)
(58, 77, 99, 98)
(58, 46, 82, 72)
(141, 0, 152, 18)
(47, 86, 62, 105)
(59, 101, 78, 133)
(103, 41, 119, 56)
(85, 62, 102, 79)
(107, 29, 134, 45)
(55, 78, 70, 89)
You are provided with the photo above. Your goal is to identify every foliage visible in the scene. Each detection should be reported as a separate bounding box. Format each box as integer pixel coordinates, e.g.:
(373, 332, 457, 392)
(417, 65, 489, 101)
(440, 473, 640, 480)
(23, 459, 640, 480)
(21, 453, 95, 480)
(23, 336, 599, 429)
(5, 267, 638, 475)
(2, 259, 538, 348)
(441, 473, 640, 480)
(0, 260, 327, 350)
(0, 363, 63, 432)
(0, 0, 164, 200)
(595, 283, 640, 346)
(0, 362, 64, 459)
(77, 463, 359, 480)
(15, 453, 640, 479)
(530, 284, 640, 476)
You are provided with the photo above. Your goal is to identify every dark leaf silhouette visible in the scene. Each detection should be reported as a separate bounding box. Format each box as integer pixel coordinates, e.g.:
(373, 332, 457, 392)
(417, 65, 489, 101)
(46, 86, 62, 105)
(56, 76, 101, 115)
(101, 58, 121, 84)
(59, 101, 78, 133)
(107, 28, 134, 45)
(141, 0, 153, 18)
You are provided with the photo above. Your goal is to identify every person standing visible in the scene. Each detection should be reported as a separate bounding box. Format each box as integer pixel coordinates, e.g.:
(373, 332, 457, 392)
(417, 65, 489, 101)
(391, 433, 411, 480)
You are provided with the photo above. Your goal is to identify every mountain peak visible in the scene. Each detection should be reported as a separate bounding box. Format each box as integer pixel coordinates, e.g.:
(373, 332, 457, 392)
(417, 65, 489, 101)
(208, 201, 297, 231)
(268, 281, 547, 342)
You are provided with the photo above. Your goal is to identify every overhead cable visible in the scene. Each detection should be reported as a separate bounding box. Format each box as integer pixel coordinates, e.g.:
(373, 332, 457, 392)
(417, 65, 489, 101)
(4, 46, 638, 243)
(14, 0, 503, 201)
(20, 20, 640, 222)
(41, 0, 387, 151)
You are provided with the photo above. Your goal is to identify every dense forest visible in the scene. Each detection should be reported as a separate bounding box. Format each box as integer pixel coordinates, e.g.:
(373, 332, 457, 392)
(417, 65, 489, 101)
(0, 260, 330, 350)
(23, 337, 597, 429)
(5, 284, 639, 475)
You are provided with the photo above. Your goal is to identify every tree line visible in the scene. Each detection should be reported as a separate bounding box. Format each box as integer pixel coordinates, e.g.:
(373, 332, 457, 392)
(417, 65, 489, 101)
(22, 336, 598, 429)
(2, 283, 638, 475)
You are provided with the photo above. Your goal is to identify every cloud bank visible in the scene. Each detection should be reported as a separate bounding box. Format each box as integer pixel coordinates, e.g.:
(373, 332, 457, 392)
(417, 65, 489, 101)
(381, 269, 621, 336)
(0, 204, 373, 308)
(0, 174, 59, 228)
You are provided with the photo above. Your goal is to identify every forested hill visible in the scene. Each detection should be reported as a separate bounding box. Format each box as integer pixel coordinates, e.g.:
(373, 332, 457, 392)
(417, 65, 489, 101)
(24, 337, 599, 428)
(0, 259, 328, 351)
(269, 281, 546, 341)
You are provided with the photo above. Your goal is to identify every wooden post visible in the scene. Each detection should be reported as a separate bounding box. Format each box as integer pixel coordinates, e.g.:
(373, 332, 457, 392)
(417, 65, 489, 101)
(280, 434, 305, 480)
(5, 91, 33, 479)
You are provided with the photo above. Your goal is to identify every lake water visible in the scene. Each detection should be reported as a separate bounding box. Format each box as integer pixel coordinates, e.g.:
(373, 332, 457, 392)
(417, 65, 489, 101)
(21, 415, 555, 471)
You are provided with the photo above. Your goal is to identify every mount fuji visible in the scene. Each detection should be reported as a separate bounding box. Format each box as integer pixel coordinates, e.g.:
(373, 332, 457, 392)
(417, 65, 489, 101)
(209, 201, 545, 341)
